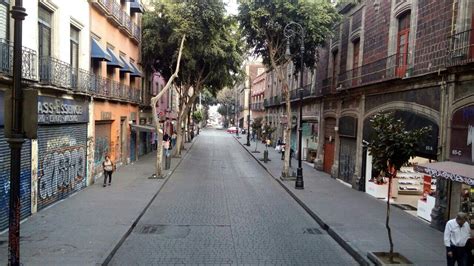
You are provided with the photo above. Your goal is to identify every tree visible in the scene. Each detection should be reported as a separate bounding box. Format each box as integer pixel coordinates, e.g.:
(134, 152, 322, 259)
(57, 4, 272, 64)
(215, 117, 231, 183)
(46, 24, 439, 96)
(216, 87, 237, 127)
(367, 112, 431, 262)
(238, 0, 339, 177)
(251, 117, 263, 152)
(149, 36, 185, 178)
(143, 0, 244, 156)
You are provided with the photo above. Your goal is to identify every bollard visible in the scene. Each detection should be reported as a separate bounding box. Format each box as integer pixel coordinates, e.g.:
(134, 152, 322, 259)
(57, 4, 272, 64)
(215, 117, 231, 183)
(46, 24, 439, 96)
(165, 154, 171, 170)
(263, 150, 269, 163)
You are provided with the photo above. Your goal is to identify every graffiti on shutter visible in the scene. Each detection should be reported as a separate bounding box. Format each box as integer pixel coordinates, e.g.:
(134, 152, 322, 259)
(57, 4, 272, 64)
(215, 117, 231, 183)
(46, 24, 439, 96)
(0, 129, 31, 231)
(94, 122, 111, 176)
(37, 124, 87, 210)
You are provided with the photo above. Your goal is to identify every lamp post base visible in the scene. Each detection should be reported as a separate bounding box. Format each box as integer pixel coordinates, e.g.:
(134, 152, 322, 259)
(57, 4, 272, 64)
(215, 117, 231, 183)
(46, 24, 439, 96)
(295, 167, 304, 189)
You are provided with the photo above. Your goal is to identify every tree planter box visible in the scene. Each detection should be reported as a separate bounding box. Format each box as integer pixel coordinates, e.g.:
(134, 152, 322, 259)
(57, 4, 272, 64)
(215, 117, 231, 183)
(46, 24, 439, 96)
(368, 252, 413, 265)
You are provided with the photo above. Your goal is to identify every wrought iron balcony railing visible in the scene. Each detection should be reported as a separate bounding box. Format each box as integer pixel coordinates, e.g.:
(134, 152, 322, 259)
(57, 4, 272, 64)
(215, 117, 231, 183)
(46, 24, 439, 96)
(39, 56, 72, 88)
(0, 38, 37, 80)
(93, 0, 141, 42)
(321, 77, 335, 95)
(448, 29, 474, 66)
(337, 53, 408, 90)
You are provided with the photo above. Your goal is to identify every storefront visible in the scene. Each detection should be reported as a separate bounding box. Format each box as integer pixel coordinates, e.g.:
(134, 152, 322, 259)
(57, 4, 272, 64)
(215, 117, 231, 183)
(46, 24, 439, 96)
(94, 111, 112, 180)
(416, 104, 474, 227)
(0, 91, 32, 231)
(302, 120, 318, 162)
(36, 96, 88, 211)
(363, 110, 439, 221)
(338, 116, 357, 184)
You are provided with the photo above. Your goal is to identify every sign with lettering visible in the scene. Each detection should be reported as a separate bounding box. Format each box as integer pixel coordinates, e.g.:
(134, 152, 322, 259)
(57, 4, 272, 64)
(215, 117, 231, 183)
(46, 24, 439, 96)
(38, 96, 88, 124)
(101, 111, 112, 120)
(450, 104, 474, 165)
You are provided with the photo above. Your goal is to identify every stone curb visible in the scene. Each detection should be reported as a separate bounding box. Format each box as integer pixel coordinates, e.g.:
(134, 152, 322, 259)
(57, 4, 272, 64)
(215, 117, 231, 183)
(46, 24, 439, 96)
(102, 137, 199, 266)
(234, 137, 371, 266)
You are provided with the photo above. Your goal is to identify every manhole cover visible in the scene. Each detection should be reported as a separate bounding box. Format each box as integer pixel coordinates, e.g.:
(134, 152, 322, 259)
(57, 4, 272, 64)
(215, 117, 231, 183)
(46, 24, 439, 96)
(304, 228, 322, 235)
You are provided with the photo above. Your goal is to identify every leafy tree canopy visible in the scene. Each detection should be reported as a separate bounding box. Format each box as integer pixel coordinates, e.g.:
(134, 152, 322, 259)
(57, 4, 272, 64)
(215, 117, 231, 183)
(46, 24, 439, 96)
(143, 0, 244, 91)
(368, 112, 431, 175)
(238, 0, 339, 73)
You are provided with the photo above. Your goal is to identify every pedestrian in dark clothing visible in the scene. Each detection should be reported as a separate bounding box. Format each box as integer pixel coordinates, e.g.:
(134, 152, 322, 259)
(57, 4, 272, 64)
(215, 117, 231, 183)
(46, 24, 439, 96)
(163, 133, 170, 142)
(102, 155, 114, 187)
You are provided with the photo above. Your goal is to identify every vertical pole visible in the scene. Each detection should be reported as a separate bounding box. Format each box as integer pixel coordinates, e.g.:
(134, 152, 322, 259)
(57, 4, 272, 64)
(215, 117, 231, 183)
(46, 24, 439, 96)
(8, 1, 27, 265)
(246, 77, 251, 146)
(295, 34, 304, 190)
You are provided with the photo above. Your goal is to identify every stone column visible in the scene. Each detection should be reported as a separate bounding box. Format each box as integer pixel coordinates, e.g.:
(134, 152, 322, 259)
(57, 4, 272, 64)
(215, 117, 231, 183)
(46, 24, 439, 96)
(353, 94, 365, 189)
(315, 100, 325, 170)
(331, 100, 342, 178)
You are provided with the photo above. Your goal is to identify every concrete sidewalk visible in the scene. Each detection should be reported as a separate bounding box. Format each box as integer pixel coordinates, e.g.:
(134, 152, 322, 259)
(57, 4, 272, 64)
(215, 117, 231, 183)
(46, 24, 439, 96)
(0, 139, 196, 266)
(235, 136, 445, 266)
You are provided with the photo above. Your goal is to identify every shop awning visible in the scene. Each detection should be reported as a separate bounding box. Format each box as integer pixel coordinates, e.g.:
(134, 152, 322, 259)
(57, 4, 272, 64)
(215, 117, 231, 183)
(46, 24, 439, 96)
(106, 48, 124, 68)
(130, 124, 156, 133)
(130, 0, 144, 13)
(129, 62, 142, 77)
(415, 161, 474, 185)
(119, 56, 134, 73)
(91, 39, 111, 62)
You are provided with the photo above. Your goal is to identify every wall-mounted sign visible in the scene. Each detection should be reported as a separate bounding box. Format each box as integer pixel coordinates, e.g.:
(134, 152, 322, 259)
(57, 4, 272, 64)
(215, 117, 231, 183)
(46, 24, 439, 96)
(450, 105, 474, 165)
(38, 96, 88, 124)
(101, 111, 112, 120)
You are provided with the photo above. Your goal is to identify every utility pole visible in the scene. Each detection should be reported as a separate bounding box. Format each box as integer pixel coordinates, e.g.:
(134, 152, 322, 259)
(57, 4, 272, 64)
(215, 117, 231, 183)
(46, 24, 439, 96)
(7, 1, 27, 265)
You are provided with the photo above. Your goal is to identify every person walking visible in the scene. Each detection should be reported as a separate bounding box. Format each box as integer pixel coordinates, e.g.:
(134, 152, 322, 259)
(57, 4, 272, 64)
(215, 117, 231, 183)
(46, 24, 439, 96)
(102, 155, 115, 187)
(444, 212, 471, 266)
(171, 132, 177, 148)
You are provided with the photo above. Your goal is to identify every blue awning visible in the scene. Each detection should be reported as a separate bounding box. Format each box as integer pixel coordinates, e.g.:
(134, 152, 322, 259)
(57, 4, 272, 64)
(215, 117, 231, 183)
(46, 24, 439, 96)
(129, 62, 142, 77)
(106, 48, 124, 68)
(91, 39, 111, 62)
(119, 56, 134, 73)
(129, 0, 144, 13)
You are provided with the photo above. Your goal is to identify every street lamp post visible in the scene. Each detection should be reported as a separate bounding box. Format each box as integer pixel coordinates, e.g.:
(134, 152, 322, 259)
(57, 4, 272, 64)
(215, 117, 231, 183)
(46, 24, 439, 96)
(245, 78, 251, 146)
(284, 21, 305, 190)
(7, 1, 27, 265)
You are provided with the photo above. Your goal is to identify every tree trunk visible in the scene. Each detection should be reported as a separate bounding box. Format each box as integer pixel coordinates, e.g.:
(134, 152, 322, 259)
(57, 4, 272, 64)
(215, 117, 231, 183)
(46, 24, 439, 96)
(386, 170, 395, 263)
(150, 35, 185, 177)
(269, 55, 291, 177)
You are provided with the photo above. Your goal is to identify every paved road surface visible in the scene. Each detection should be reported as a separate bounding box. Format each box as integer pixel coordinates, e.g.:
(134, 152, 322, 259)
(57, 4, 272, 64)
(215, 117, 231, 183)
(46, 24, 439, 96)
(109, 129, 356, 265)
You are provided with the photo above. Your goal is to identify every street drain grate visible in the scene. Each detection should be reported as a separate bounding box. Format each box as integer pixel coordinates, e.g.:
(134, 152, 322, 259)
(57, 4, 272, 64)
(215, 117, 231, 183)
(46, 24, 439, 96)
(304, 228, 322, 235)
(135, 225, 191, 239)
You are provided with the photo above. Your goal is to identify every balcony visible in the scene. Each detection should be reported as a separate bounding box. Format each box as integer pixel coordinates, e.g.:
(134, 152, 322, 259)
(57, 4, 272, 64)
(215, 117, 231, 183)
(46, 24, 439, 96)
(448, 29, 474, 66)
(39, 56, 72, 89)
(0, 39, 37, 81)
(337, 53, 408, 90)
(321, 77, 335, 95)
(91, 0, 141, 42)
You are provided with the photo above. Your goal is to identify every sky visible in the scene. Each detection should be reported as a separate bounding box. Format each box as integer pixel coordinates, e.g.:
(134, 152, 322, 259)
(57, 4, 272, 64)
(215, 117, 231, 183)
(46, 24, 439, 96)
(224, 0, 239, 15)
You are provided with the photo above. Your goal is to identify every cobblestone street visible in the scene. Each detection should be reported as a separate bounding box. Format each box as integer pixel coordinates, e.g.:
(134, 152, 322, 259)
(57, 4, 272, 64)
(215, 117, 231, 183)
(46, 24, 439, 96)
(109, 130, 356, 265)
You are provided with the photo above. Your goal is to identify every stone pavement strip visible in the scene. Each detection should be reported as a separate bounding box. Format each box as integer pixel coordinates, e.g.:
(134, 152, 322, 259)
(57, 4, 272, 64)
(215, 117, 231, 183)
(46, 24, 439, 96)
(0, 139, 196, 266)
(109, 129, 357, 265)
(235, 136, 446, 266)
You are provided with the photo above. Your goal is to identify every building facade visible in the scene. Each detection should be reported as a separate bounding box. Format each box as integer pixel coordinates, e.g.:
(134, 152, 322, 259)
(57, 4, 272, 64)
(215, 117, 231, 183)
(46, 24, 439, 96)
(264, 0, 474, 229)
(0, 0, 144, 231)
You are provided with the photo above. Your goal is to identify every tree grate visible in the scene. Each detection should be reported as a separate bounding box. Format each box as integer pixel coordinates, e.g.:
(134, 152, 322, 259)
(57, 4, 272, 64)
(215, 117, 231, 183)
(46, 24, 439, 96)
(304, 228, 323, 235)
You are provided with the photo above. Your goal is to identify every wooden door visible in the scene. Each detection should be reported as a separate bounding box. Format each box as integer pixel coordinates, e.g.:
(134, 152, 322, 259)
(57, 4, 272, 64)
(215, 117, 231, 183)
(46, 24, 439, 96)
(396, 12, 410, 77)
(323, 142, 335, 174)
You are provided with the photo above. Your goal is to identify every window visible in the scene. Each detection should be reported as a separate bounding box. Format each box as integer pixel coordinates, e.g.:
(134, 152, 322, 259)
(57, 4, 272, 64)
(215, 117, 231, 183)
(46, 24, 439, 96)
(331, 49, 339, 91)
(352, 39, 360, 86)
(38, 6, 52, 81)
(38, 6, 52, 59)
(0, 2, 8, 41)
(396, 12, 410, 77)
(70, 26, 79, 87)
